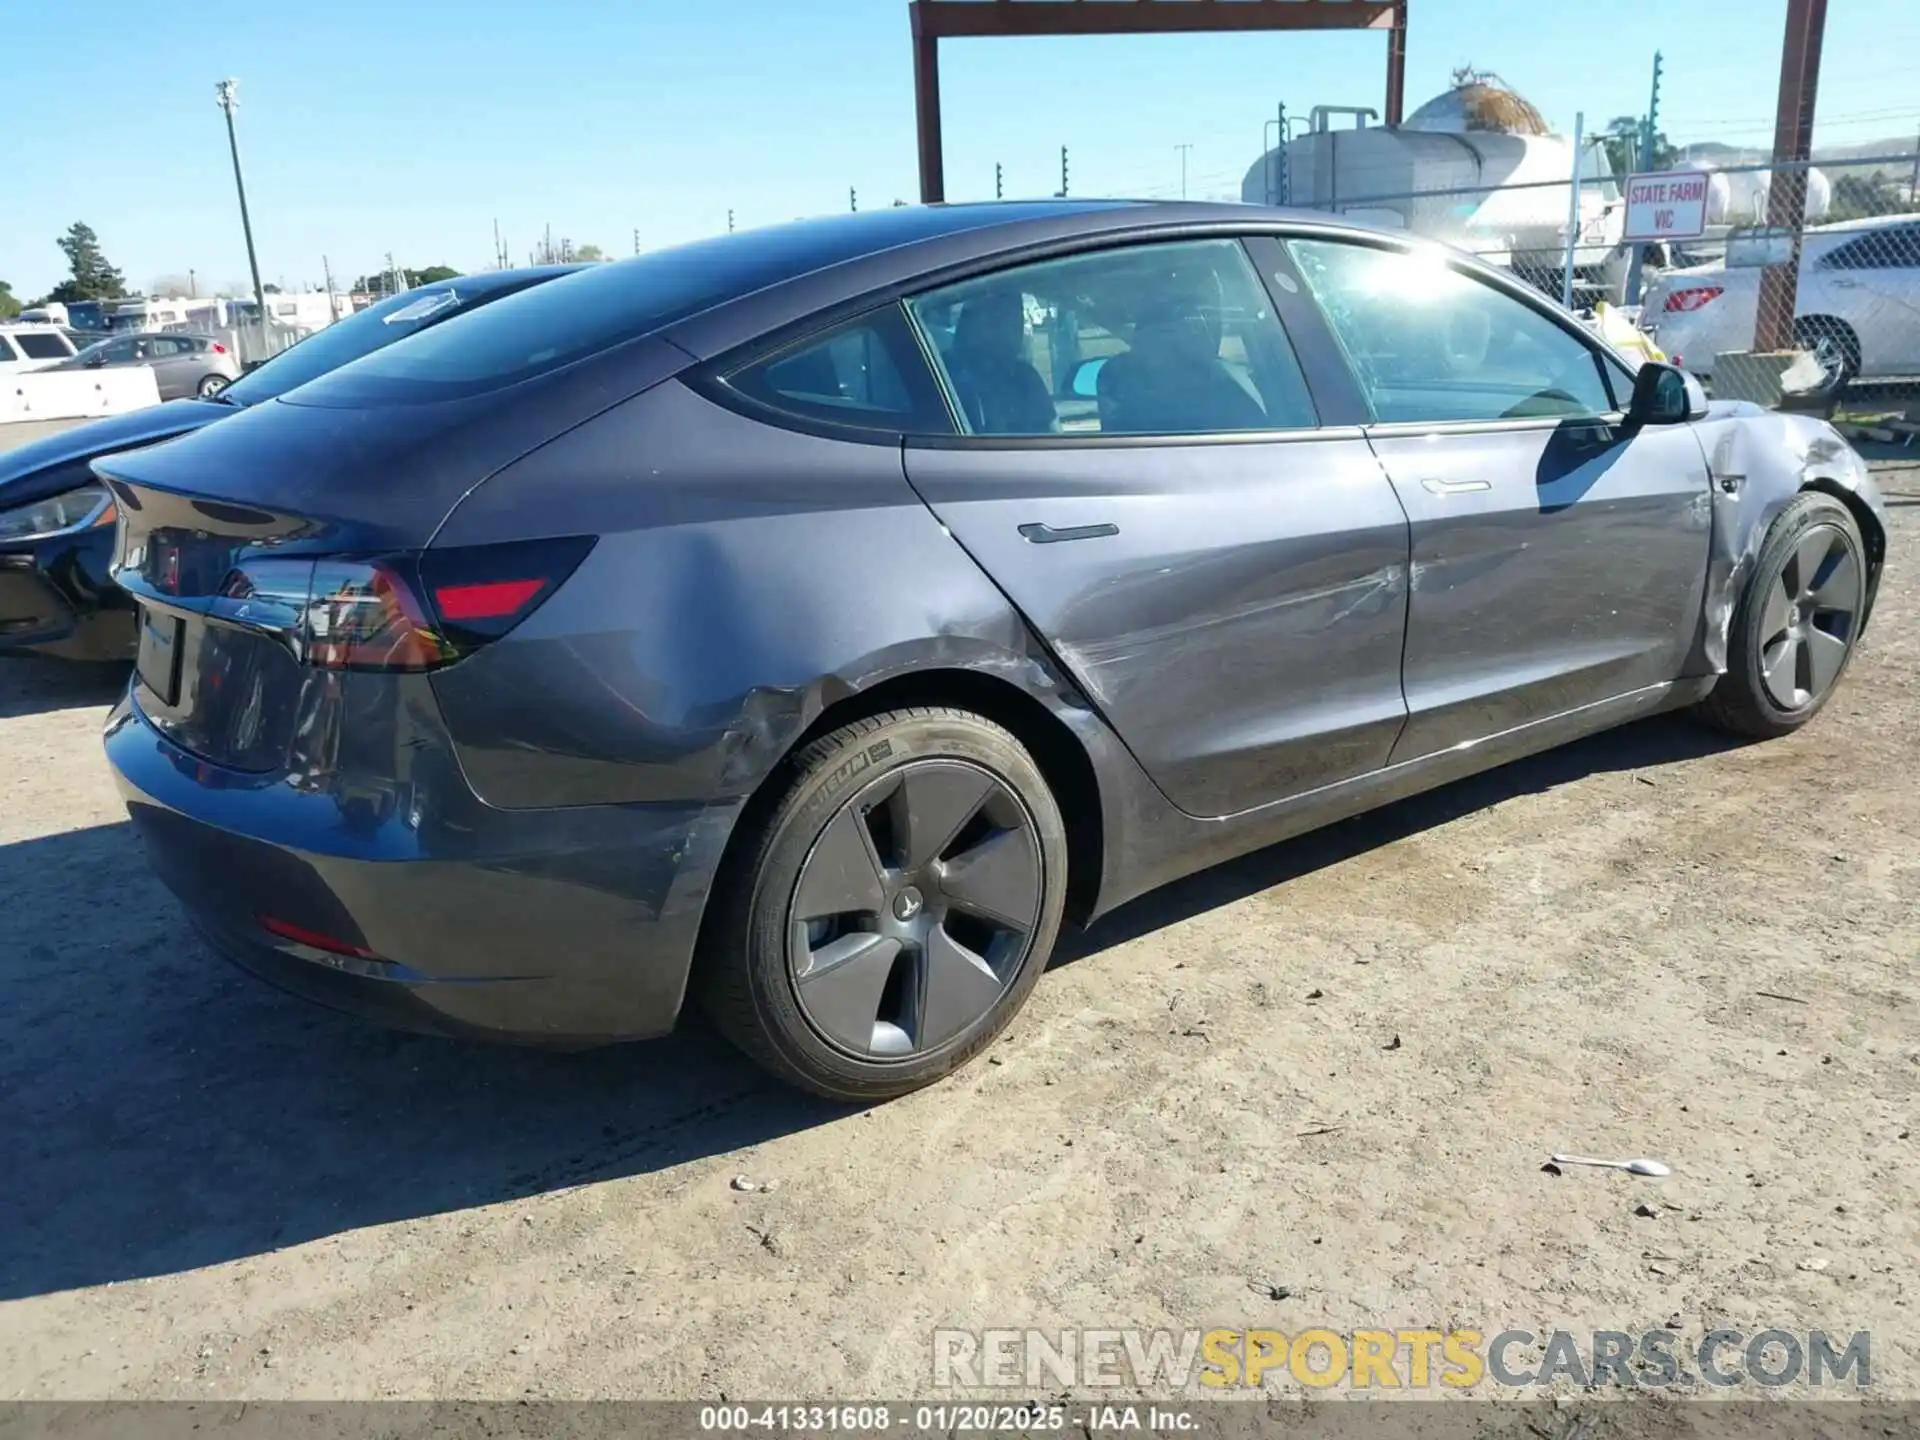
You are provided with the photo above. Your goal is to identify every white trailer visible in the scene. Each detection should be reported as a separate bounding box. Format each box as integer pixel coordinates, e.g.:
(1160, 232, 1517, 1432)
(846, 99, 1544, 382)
(1243, 77, 1634, 302)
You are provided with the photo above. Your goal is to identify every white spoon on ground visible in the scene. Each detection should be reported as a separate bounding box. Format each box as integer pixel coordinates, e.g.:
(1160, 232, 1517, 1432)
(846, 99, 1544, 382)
(1550, 1154, 1672, 1177)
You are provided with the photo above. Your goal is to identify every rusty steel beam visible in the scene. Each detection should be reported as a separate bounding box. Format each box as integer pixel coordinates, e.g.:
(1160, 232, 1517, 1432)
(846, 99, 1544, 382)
(1754, 0, 1828, 354)
(915, 0, 1398, 38)
(913, 9, 946, 202)
(909, 0, 1407, 204)
(1384, 0, 1407, 125)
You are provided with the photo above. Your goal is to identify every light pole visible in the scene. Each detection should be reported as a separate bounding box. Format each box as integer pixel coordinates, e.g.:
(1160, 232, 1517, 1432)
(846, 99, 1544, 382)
(1175, 143, 1194, 199)
(214, 79, 268, 351)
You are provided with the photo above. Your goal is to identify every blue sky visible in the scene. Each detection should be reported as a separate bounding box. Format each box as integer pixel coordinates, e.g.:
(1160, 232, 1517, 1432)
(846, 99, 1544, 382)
(6, 0, 1918, 298)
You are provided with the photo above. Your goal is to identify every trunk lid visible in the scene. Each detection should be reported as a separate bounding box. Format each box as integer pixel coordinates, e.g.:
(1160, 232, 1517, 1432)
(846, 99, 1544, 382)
(94, 337, 689, 772)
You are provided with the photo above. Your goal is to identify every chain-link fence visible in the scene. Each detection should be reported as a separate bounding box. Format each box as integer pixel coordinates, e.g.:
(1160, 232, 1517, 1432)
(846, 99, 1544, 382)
(1636, 154, 1920, 436)
(1254, 132, 1920, 432)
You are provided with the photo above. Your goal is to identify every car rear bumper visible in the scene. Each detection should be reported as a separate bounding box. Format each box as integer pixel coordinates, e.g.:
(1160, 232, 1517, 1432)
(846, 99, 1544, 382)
(0, 528, 136, 661)
(104, 693, 744, 1045)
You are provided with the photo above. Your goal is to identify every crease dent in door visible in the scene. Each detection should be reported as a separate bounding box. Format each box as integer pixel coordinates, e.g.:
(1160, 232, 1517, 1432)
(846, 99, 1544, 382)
(904, 438, 1413, 820)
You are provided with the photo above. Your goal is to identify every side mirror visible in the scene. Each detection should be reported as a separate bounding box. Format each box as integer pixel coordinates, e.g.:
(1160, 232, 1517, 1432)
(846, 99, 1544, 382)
(84, 353, 106, 368)
(1626, 361, 1707, 428)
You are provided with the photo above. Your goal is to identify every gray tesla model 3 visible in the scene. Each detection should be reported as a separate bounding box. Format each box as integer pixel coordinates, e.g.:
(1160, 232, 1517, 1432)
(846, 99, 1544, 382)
(96, 201, 1887, 1100)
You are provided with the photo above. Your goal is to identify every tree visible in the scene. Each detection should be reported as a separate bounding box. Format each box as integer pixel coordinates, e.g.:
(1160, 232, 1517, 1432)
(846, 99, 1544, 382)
(46, 222, 128, 304)
(1600, 115, 1677, 178)
(350, 265, 461, 294)
(1829, 170, 1918, 224)
(574, 244, 606, 262)
(0, 280, 20, 319)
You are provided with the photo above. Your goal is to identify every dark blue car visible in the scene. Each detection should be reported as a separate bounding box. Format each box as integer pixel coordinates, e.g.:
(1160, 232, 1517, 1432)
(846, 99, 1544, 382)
(0, 267, 577, 661)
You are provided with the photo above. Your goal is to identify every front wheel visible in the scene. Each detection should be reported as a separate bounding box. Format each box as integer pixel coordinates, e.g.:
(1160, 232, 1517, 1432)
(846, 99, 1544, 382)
(1695, 491, 1868, 739)
(700, 707, 1069, 1101)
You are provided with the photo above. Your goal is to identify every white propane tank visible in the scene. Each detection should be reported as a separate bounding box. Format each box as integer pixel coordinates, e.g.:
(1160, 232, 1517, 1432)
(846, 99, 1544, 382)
(1682, 164, 1832, 230)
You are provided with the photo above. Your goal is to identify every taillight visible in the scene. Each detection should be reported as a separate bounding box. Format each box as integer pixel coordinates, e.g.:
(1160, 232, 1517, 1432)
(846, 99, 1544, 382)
(209, 342, 228, 354)
(307, 558, 454, 671)
(1663, 286, 1724, 313)
(259, 914, 378, 960)
(226, 536, 594, 673)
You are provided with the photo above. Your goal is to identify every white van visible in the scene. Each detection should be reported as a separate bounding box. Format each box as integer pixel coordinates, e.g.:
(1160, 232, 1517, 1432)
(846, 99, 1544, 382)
(0, 323, 81, 374)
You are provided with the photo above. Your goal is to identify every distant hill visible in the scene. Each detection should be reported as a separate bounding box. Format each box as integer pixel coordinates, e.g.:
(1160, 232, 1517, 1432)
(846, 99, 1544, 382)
(1673, 134, 1917, 176)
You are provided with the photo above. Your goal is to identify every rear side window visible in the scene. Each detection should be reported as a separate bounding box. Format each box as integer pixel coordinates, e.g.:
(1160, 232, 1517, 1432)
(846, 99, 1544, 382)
(1288, 238, 1616, 424)
(1825, 225, 1920, 271)
(14, 333, 73, 360)
(725, 306, 954, 436)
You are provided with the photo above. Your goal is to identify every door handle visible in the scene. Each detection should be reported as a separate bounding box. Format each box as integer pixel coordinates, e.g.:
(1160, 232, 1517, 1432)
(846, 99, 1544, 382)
(1018, 522, 1119, 544)
(1419, 478, 1492, 496)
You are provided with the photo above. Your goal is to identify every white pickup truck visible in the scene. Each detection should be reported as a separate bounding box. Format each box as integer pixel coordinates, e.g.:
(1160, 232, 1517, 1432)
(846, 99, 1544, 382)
(0, 323, 80, 375)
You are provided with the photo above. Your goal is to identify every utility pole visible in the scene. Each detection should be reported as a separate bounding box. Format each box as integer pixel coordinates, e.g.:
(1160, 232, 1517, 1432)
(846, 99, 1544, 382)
(633, 228, 640, 255)
(727, 209, 736, 233)
(1175, 143, 1194, 199)
(1755, 0, 1828, 353)
(321, 255, 339, 321)
(1058, 146, 1069, 198)
(213, 79, 267, 347)
(1622, 51, 1663, 306)
(995, 162, 1004, 199)
(850, 187, 858, 212)
(188, 268, 197, 298)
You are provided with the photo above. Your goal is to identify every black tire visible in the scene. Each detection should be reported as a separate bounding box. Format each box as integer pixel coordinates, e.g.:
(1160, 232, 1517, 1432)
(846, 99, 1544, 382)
(197, 373, 230, 399)
(700, 707, 1069, 1102)
(1793, 316, 1861, 390)
(1695, 491, 1867, 739)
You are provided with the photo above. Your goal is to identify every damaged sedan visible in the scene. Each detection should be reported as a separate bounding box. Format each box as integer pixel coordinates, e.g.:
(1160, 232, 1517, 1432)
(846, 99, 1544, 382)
(96, 202, 1886, 1101)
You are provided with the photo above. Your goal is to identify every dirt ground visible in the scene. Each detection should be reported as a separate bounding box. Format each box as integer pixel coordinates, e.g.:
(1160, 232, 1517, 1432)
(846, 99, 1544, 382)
(1, 461, 1916, 1408)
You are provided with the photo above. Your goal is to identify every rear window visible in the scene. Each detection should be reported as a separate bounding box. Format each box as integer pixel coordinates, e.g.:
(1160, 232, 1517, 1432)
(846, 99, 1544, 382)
(223, 285, 479, 404)
(287, 208, 1079, 406)
(14, 333, 73, 360)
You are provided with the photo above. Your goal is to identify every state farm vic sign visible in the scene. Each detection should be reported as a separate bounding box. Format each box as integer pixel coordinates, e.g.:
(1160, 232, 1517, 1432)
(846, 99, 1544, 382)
(1623, 170, 1710, 242)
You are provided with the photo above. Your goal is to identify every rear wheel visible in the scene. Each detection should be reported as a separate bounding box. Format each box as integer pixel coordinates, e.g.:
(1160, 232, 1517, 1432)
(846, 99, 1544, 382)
(196, 373, 230, 399)
(701, 707, 1068, 1101)
(1696, 491, 1867, 739)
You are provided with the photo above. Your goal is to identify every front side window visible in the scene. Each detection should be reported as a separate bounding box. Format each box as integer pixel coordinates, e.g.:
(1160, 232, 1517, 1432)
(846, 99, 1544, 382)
(725, 307, 952, 434)
(906, 238, 1318, 438)
(1288, 239, 1617, 424)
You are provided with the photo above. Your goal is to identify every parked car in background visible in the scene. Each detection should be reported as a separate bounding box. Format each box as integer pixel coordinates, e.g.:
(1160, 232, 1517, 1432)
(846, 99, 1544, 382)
(57, 333, 242, 400)
(0, 266, 579, 662)
(1644, 215, 1920, 385)
(0, 323, 81, 374)
(90, 203, 1887, 1102)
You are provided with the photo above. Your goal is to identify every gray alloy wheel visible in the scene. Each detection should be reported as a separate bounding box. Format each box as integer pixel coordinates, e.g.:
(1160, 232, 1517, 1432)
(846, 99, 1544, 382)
(197, 373, 230, 398)
(1697, 491, 1868, 739)
(788, 760, 1041, 1059)
(700, 706, 1068, 1101)
(1755, 521, 1863, 711)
